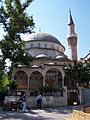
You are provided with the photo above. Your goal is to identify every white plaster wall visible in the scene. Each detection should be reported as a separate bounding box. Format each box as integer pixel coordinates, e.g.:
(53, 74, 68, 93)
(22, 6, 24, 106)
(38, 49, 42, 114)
(26, 96, 67, 108)
(25, 41, 64, 52)
(24, 41, 64, 58)
(27, 48, 62, 58)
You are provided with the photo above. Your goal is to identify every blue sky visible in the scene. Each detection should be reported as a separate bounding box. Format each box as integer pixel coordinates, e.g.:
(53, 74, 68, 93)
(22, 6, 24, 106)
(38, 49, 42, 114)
(0, 0, 90, 59)
(27, 0, 90, 59)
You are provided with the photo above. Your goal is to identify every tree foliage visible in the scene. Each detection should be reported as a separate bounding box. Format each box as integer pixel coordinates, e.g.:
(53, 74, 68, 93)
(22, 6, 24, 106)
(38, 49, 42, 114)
(0, 74, 10, 92)
(65, 60, 90, 88)
(0, 0, 35, 66)
(0, 73, 17, 93)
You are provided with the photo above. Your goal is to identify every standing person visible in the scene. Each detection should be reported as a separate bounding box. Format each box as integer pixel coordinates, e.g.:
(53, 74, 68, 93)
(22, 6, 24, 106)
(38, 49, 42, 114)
(21, 93, 26, 112)
(36, 93, 43, 109)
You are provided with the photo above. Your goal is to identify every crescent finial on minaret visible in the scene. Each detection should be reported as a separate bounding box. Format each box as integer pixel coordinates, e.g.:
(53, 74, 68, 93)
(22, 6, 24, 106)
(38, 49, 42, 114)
(69, 8, 71, 15)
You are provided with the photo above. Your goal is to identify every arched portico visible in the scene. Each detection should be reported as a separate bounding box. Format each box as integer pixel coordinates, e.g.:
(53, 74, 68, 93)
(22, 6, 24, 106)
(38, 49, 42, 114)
(14, 70, 28, 89)
(29, 71, 43, 90)
(45, 68, 62, 88)
(44, 66, 65, 82)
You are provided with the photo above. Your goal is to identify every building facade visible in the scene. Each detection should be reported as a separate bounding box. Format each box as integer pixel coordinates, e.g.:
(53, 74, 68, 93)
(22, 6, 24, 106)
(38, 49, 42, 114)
(12, 12, 78, 107)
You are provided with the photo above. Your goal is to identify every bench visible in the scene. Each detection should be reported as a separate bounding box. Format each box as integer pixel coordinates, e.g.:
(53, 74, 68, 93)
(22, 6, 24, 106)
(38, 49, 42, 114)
(83, 105, 90, 113)
(64, 109, 90, 120)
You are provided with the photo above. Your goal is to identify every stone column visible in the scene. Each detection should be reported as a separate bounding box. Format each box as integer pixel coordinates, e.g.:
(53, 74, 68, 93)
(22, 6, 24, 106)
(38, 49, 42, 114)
(43, 76, 46, 86)
(27, 75, 30, 96)
(61, 70, 65, 87)
(62, 76, 64, 87)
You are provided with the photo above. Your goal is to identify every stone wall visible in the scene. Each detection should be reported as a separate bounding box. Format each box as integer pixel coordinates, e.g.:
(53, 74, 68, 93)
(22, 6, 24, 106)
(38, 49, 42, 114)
(26, 87, 67, 108)
(26, 96, 67, 108)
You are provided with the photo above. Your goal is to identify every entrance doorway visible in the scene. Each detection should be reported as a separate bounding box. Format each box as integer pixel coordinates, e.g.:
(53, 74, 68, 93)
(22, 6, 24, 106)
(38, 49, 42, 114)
(67, 91, 80, 105)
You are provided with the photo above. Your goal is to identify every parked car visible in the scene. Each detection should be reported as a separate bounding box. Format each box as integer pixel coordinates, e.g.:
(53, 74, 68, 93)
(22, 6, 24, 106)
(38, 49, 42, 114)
(3, 96, 22, 111)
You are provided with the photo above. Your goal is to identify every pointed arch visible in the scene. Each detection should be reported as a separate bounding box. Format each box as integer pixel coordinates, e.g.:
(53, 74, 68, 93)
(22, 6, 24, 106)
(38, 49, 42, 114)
(45, 68, 62, 88)
(29, 71, 43, 90)
(14, 70, 28, 89)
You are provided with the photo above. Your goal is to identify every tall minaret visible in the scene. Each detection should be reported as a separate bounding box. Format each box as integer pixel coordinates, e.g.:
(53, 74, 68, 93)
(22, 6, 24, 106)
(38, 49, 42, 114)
(67, 10, 78, 61)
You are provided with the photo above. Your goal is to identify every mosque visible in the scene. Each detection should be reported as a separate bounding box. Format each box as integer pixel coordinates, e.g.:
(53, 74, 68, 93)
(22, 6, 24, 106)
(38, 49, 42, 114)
(12, 11, 79, 106)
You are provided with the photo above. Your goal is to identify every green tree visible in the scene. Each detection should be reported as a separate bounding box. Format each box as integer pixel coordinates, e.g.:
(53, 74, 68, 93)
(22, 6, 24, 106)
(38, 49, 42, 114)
(0, 74, 10, 106)
(0, 73, 17, 92)
(0, 74, 10, 91)
(0, 0, 35, 67)
(65, 60, 90, 88)
(81, 58, 90, 87)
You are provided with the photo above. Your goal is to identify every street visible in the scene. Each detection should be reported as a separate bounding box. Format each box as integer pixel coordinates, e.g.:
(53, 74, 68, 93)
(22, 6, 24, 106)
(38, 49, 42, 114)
(0, 106, 82, 120)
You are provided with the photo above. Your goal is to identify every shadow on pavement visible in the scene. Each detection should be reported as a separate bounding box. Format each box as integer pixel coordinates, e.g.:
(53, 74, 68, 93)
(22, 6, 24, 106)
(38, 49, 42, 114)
(0, 105, 82, 120)
(40, 105, 82, 114)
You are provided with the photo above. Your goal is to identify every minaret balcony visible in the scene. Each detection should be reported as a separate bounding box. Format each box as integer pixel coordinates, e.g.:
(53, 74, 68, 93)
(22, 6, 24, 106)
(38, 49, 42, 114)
(67, 33, 77, 38)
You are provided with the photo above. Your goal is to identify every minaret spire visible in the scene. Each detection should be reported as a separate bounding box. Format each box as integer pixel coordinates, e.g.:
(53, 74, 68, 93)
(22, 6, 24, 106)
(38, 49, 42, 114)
(67, 9, 78, 61)
(68, 8, 75, 26)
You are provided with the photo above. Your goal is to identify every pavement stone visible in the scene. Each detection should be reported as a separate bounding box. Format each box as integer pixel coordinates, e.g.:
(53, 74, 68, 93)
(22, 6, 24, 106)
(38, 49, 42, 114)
(0, 106, 82, 120)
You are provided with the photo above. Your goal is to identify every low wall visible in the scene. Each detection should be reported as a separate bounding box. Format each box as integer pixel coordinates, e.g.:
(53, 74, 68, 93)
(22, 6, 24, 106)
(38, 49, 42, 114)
(26, 96, 67, 108)
(26, 86, 67, 107)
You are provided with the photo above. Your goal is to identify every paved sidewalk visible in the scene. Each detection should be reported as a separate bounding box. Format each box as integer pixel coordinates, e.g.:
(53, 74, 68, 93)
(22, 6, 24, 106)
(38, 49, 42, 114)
(0, 106, 82, 120)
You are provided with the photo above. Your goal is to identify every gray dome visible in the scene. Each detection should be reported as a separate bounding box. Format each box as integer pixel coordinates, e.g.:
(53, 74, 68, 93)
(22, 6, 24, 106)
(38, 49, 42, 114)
(23, 32, 61, 45)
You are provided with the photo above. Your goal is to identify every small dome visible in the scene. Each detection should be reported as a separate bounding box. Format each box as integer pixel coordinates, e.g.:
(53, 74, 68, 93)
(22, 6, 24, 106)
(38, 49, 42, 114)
(36, 54, 48, 58)
(55, 55, 65, 59)
(23, 32, 61, 45)
(32, 65, 39, 68)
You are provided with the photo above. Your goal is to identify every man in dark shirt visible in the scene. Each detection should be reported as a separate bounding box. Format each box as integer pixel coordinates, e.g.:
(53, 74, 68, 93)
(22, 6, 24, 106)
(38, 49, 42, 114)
(36, 93, 43, 109)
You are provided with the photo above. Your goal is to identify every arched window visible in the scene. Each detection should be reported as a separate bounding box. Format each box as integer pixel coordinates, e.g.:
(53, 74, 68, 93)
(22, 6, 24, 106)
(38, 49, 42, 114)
(30, 43, 33, 48)
(14, 71, 28, 89)
(45, 68, 62, 87)
(51, 44, 54, 49)
(45, 68, 63, 96)
(57, 46, 59, 51)
(38, 43, 41, 48)
(29, 71, 43, 90)
(44, 43, 47, 48)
